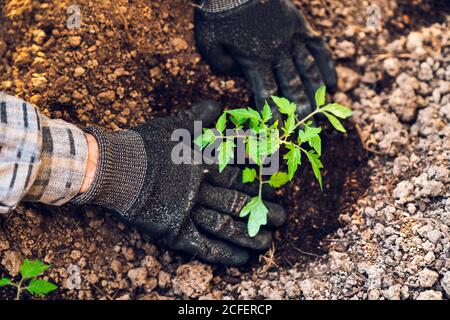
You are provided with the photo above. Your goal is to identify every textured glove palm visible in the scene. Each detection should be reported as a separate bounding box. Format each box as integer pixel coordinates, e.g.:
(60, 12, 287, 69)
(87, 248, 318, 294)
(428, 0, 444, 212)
(195, 0, 338, 120)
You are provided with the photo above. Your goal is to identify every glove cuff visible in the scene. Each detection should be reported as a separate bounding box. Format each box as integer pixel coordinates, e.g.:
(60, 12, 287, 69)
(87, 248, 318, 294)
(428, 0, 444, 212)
(196, 0, 251, 13)
(70, 127, 147, 214)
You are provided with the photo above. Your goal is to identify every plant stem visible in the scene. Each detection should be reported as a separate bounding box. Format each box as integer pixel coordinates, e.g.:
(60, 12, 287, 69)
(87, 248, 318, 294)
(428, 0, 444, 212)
(15, 278, 24, 300)
(279, 108, 322, 141)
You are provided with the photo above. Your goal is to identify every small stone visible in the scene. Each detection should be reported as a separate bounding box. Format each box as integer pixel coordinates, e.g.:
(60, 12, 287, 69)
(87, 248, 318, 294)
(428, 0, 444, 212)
(141, 256, 161, 277)
(158, 271, 171, 289)
(1, 251, 22, 276)
(329, 251, 350, 271)
(285, 280, 301, 298)
(97, 90, 116, 104)
(127, 267, 147, 287)
(423, 251, 435, 264)
(171, 37, 188, 52)
(383, 284, 402, 300)
(111, 259, 122, 274)
(417, 269, 439, 288)
(406, 32, 423, 51)
(426, 230, 442, 243)
(441, 272, 450, 297)
(73, 66, 85, 78)
(407, 203, 417, 214)
(31, 76, 47, 92)
(33, 29, 46, 45)
(337, 66, 360, 92)
(172, 262, 213, 298)
(335, 40, 356, 59)
(383, 57, 400, 77)
(68, 36, 82, 47)
(393, 180, 414, 204)
(416, 290, 442, 300)
(70, 250, 81, 260)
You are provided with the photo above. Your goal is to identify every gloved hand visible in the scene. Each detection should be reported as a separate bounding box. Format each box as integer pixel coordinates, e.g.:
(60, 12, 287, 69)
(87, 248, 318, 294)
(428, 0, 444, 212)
(71, 101, 285, 265)
(194, 0, 337, 120)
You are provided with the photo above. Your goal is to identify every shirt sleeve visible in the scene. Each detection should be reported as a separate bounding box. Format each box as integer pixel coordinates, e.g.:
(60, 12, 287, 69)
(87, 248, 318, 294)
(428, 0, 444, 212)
(0, 92, 88, 216)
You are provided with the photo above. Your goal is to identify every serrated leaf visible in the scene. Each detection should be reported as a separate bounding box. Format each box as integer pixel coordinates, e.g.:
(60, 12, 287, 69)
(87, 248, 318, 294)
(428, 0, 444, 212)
(247, 135, 260, 165)
(242, 167, 257, 183)
(283, 144, 301, 179)
(309, 135, 322, 156)
(324, 112, 346, 133)
(0, 278, 11, 287)
(218, 139, 235, 172)
(26, 279, 57, 296)
(298, 126, 322, 144)
(215, 113, 227, 133)
(240, 197, 268, 237)
(305, 150, 324, 189)
(322, 103, 353, 119)
(269, 119, 279, 130)
(315, 85, 326, 108)
(230, 114, 247, 128)
(269, 171, 290, 188)
(271, 96, 296, 115)
(283, 113, 296, 136)
(194, 128, 217, 150)
(20, 259, 50, 280)
(226, 108, 261, 122)
(262, 102, 272, 123)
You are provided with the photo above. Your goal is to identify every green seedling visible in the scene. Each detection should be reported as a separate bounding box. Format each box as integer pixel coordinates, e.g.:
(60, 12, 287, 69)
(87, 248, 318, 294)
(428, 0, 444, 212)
(0, 259, 58, 300)
(195, 86, 353, 237)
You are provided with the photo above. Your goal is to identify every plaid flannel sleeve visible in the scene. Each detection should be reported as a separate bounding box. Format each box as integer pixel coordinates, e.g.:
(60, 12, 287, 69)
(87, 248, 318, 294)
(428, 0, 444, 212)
(0, 92, 88, 215)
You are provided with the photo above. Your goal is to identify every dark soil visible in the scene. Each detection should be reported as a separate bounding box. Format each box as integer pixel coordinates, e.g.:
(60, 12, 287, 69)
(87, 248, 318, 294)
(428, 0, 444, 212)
(275, 121, 370, 266)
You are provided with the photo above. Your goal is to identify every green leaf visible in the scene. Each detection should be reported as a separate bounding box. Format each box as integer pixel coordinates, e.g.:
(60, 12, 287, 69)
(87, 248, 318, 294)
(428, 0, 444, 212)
(283, 144, 301, 179)
(305, 150, 324, 189)
(194, 128, 216, 150)
(26, 279, 57, 296)
(261, 102, 273, 123)
(322, 103, 353, 119)
(269, 172, 290, 188)
(247, 135, 260, 165)
(215, 113, 227, 133)
(315, 85, 326, 108)
(324, 112, 346, 133)
(0, 278, 12, 287)
(309, 135, 322, 156)
(230, 114, 247, 128)
(20, 259, 50, 280)
(240, 197, 268, 237)
(298, 126, 322, 156)
(226, 108, 261, 122)
(242, 167, 257, 184)
(298, 126, 321, 144)
(271, 96, 296, 115)
(218, 139, 235, 172)
(283, 113, 296, 136)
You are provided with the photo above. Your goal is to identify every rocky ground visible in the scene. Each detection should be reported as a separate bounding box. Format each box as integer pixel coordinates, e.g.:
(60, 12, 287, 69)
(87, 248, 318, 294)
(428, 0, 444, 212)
(0, 0, 449, 300)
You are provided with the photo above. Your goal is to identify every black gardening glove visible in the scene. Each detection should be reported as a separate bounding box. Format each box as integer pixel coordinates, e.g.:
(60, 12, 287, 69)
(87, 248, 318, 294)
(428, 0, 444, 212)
(71, 101, 285, 266)
(195, 0, 337, 120)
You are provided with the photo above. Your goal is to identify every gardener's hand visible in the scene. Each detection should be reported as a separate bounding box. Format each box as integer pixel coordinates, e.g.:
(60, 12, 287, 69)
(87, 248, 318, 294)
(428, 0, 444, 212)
(71, 101, 285, 266)
(194, 0, 337, 120)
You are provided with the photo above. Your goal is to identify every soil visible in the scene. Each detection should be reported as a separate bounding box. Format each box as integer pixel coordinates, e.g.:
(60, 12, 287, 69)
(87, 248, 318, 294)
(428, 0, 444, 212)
(1, 0, 449, 300)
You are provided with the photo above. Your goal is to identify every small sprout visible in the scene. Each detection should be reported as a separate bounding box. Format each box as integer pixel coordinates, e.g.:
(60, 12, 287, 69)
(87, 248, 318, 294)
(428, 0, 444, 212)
(195, 86, 353, 236)
(0, 259, 58, 300)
